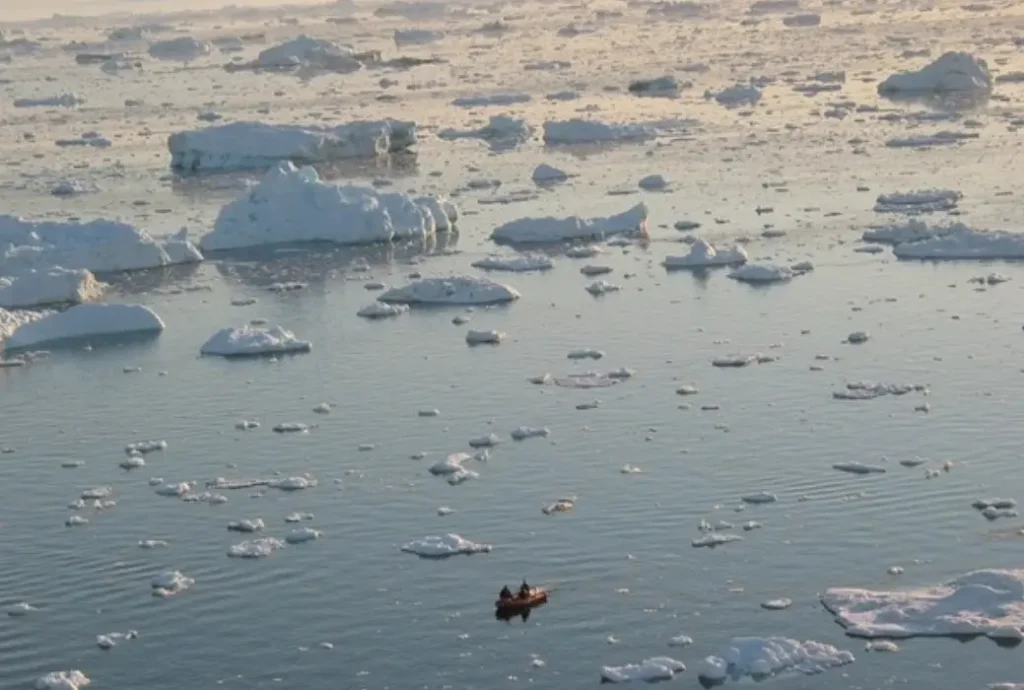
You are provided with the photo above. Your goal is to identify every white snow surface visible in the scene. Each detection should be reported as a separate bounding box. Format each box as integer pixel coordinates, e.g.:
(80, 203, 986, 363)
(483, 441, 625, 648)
(662, 239, 748, 268)
(893, 229, 1024, 260)
(168, 119, 416, 171)
(698, 637, 854, 682)
(400, 533, 492, 557)
(877, 52, 992, 95)
(4, 304, 165, 350)
(0, 269, 103, 308)
(822, 569, 1024, 640)
(200, 325, 312, 356)
(0, 215, 202, 275)
(379, 275, 520, 305)
(601, 656, 686, 683)
(200, 163, 456, 250)
(491, 203, 647, 243)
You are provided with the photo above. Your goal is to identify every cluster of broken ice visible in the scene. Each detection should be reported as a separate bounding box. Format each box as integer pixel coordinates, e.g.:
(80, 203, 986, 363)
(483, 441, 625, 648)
(199, 163, 456, 250)
(698, 637, 854, 682)
(168, 119, 416, 171)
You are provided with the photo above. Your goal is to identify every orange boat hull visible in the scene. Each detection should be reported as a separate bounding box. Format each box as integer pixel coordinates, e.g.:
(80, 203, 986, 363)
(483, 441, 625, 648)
(495, 589, 548, 613)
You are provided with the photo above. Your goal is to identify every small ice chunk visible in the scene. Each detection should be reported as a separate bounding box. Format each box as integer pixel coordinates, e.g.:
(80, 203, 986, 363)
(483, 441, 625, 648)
(125, 439, 167, 455)
(471, 254, 554, 272)
(400, 533, 492, 558)
(286, 527, 323, 543)
(600, 656, 685, 683)
(138, 539, 168, 549)
(668, 635, 693, 647)
(761, 598, 793, 610)
(692, 533, 743, 548)
(729, 264, 794, 283)
(638, 174, 669, 191)
(358, 302, 409, 319)
(866, 640, 899, 652)
(228, 537, 286, 558)
(586, 280, 621, 296)
(469, 433, 501, 448)
(568, 348, 604, 360)
(511, 426, 550, 441)
(65, 515, 88, 527)
(34, 671, 91, 690)
(846, 331, 870, 344)
(151, 570, 194, 597)
(466, 329, 505, 345)
(7, 602, 37, 616)
(833, 462, 886, 475)
(227, 519, 265, 533)
(236, 420, 260, 430)
(742, 491, 777, 504)
(272, 423, 310, 433)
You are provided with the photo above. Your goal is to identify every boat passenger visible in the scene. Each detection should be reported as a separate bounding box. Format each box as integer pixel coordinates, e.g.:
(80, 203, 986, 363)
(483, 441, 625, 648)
(519, 580, 531, 598)
(499, 585, 513, 600)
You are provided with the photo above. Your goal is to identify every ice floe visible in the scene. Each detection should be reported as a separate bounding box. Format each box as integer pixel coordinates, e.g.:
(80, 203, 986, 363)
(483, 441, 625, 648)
(4, 304, 165, 350)
(452, 92, 530, 107)
(728, 264, 794, 283)
(874, 189, 961, 213)
(822, 569, 1024, 640)
(15, 93, 84, 108)
(832, 381, 927, 400)
(286, 527, 322, 543)
(742, 491, 778, 504)
(761, 598, 793, 610)
(8, 602, 36, 616)
(233, 35, 370, 72)
(472, 254, 553, 272)
(707, 83, 763, 107)
(511, 426, 550, 441)
(692, 533, 743, 548)
(438, 115, 532, 151)
(862, 219, 969, 245)
(532, 164, 569, 184)
(34, 671, 91, 690)
(400, 533, 492, 557)
(543, 119, 656, 145)
(228, 537, 285, 558)
(491, 204, 647, 243)
(662, 239, 748, 268)
(151, 570, 194, 597)
(586, 280, 621, 296)
(200, 325, 311, 357)
(893, 229, 1024, 260)
(357, 302, 409, 319)
(628, 75, 685, 98)
(833, 462, 886, 475)
(0, 269, 103, 309)
(148, 36, 213, 62)
(200, 163, 454, 250)
(466, 329, 505, 345)
(0, 215, 202, 275)
(169, 120, 416, 171)
(543, 496, 576, 514)
(698, 637, 854, 683)
(379, 275, 520, 305)
(228, 519, 265, 533)
(877, 52, 992, 95)
(600, 657, 685, 683)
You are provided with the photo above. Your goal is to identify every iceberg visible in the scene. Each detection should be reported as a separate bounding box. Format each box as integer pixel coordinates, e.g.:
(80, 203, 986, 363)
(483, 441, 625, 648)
(491, 204, 647, 244)
(200, 325, 312, 356)
(379, 275, 520, 305)
(199, 163, 456, 251)
(471, 253, 554, 272)
(0, 269, 103, 308)
(400, 533, 492, 557)
(662, 239, 748, 268)
(878, 52, 992, 95)
(168, 119, 416, 171)
(3, 304, 165, 350)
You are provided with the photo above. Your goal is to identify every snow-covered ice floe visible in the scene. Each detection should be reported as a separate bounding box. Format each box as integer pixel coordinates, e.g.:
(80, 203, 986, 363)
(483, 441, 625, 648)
(491, 204, 647, 244)
(728, 264, 794, 283)
(400, 533, 492, 558)
(0, 269, 103, 309)
(199, 163, 456, 250)
(832, 381, 927, 400)
(226, 34, 375, 73)
(877, 52, 992, 96)
(543, 119, 656, 145)
(357, 302, 409, 319)
(662, 239, 748, 268)
(228, 537, 286, 558)
(0, 216, 202, 274)
(893, 229, 1024, 260)
(601, 656, 685, 683)
(4, 304, 165, 351)
(822, 569, 1024, 640)
(200, 325, 312, 357)
(168, 119, 416, 171)
(698, 637, 854, 683)
(862, 219, 970, 245)
(34, 670, 91, 690)
(438, 115, 533, 151)
(873, 189, 961, 214)
(692, 533, 743, 548)
(379, 275, 520, 305)
(148, 36, 213, 61)
(472, 253, 554, 272)
(466, 329, 505, 345)
(151, 570, 194, 597)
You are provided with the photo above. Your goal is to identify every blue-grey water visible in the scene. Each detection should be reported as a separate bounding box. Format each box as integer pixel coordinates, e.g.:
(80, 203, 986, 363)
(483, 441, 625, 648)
(3, 240, 1024, 690)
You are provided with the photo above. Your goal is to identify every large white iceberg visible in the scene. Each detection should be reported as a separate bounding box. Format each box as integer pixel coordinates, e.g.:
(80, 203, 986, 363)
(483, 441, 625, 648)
(543, 119, 656, 145)
(601, 657, 686, 683)
(379, 275, 520, 305)
(662, 239, 748, 268)
(698, 637, 854, 683)
(168, 119, 416, 171)
(4, 304, 165, 350)
(491, 204, 647, 244)
(893, 229, 1024, 260)
(878, 52, 992, 95)
(200, 325, 312, 356)
(0, 216, 202, 275)
(0, 269, 103, 308)
(199, 163, 456, 251)
(400, 533, 492, 558)
(822, 569, 1024, 640)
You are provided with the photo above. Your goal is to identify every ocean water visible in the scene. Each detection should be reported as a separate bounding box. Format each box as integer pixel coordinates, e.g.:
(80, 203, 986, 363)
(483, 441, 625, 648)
(3, 0, 1024, 688)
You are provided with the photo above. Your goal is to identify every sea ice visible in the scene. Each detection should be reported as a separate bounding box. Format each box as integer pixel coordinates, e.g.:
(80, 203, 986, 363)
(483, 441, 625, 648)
(400, 533, 492, 557)
(878, 52, 992, 95)
(762, 598, 793, 610)
(357, 302, 409, 318)
(286, 527, 322, 543)
(34, 671, 91, 690)
(532, 164, 569, 184)
(148, 36, 213, 61)
(14, 93, 84, 108)
(543, 119, 657, 145)
(491, 204, 647, 243)
(833, 381, 927, 400)
(822, 569, 1024, 640)
(862, 219, 970, 245)
(228, 537, 285, 558)
(4, 304, 165, 350)
(0, 269, 103, 309)
(227, 519, 265, 533)
(200, 325, 311, 356)
(833, 462, 886, 475)
(600, 657, 685, 683)
(707, 83, 763, 107)
(697, 637, 854, 682)
(511, 426, 550, 441)
(586, 280, 621, 295)
(451, 93, 531, 107)
(893, 229, 1024, 260)
(692, 533, 743, 548)
(169, 120, 416, 171)
(151, 570, 194, 597)
(466, 329, 505, 345)
(438, 115, 532, 151)
(200, 163, 454, 250)
(379, 275, 520, 305)
(728, 264, 794, 283)
(873, 189, 961, 213)
(471, 254, 554, 272)
(662, 239, 748, 268)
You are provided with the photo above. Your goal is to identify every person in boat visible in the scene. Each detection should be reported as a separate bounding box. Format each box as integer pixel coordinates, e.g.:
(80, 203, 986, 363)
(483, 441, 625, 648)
(499, 585, 513, 601)
(519, 580, 531, 598)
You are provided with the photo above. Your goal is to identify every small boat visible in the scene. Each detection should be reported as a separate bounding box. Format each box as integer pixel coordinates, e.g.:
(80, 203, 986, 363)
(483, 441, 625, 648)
(495, 587, 548, 614)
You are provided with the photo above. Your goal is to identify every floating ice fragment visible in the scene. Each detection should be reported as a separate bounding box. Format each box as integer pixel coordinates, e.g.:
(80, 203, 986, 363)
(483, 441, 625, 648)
(228, 537, 285, 558)
(466, 329, 505, 345)
(151, 570, 194, 597)
(697, 637, 854, 682)
(600, 657, 685, 683)
(400, 534, 492, 557)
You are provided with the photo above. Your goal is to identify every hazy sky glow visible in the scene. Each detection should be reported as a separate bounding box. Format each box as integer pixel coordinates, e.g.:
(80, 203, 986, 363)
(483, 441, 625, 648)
(6, 0, 335, 23)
